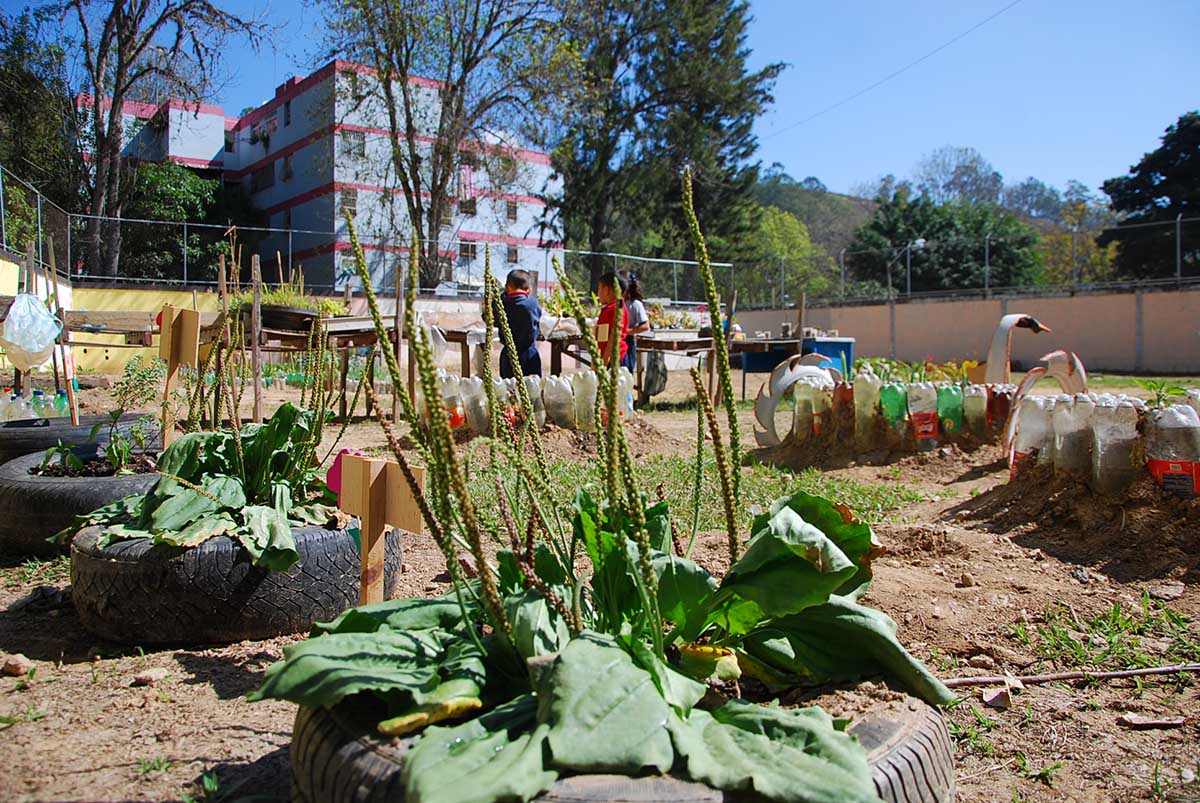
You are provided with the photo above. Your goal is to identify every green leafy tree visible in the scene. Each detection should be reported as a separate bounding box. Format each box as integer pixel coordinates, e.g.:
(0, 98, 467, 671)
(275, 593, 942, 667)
(738, 205, 831, 305)
(1099, 112, 1200, 278)
(754, 170, 875, 275)
(1002, 177, 1062, 220)
(551, 0, 782, 292)
(846, 186, 1040, 293)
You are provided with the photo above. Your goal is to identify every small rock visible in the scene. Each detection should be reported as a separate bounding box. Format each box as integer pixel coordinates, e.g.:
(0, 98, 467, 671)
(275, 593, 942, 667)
(967, 654, 996, 670)
(1028, 549, 1045, 561)
(131, 668, 170, 687)
(958, 573, 976, 588)
(1071, 566, 1091, 584)
(931, 606, 945, 619)
(1148, 582, 1184, 601)
(982, 687, 1011, 710)
(400, 563, 410, 574)
(1181, 768, 1196, 784)
(1117, 714, 1185, 730)
(2, 654, 34, 677)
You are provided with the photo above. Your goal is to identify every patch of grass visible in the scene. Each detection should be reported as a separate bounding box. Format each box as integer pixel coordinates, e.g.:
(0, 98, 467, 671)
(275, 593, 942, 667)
(137, 757, 174, 778)
(0, 704, 48, 729)
(0, 555, 70, 588)
(468, 452, 924, 536)
(947, 704, 997, 758)
(1027, 595, 1200, 671)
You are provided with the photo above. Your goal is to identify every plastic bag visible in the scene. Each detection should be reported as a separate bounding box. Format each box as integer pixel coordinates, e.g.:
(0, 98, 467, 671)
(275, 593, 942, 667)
(0, 293, 62, 371)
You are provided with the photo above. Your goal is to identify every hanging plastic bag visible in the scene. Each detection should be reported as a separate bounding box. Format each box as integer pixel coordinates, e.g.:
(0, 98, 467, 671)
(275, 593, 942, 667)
(0, 293, 62, 371)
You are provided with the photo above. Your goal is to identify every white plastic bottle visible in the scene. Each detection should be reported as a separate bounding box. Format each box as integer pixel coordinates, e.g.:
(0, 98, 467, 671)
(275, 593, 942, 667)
(1145, 403, 1200, 498)
(616, 368, 635, 419)
(523, 375, 547, 429)
(572, 370, 598, 432)
(1091, 398, 1140, 495)
(1039, 396, 1067, 466)
(907, 382, 939, 449)
(439, 374, 466, 429)
(543, 376, 575, 428)
(1011, 396, 1052, 478)
(1052, 393, 1095, 476)
(963, 385, 988, 437)
(11, 392, 30, 420)
(792, 380, 816, 442)
(853, 369, 882, 451)
(0, 394, 9, 422)
(1187, 389, 1200, 418)
(460, 377, 489, 433)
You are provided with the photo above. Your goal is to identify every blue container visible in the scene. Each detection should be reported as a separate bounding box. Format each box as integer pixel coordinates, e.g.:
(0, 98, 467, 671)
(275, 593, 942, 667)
(802, 337, 855, 374)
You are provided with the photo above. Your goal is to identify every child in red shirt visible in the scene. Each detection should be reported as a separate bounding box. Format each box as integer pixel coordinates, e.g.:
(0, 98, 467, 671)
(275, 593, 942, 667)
(595, 272, 629, 365)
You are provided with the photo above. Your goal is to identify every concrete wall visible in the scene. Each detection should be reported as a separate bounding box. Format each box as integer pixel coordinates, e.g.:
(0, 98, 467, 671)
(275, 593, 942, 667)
(739, 287, 1200, 374)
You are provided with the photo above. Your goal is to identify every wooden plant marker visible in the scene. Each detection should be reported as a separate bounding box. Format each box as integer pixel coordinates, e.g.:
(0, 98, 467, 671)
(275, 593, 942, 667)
(159, 303, 201, 447)
(338, 454, 424, 605)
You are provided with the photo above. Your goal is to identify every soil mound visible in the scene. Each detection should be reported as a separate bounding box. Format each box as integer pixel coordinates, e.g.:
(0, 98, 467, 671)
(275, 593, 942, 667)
(753, 430, 1003, 482)
(947, 461, 1200, 583)
(539, 416, 684, 461)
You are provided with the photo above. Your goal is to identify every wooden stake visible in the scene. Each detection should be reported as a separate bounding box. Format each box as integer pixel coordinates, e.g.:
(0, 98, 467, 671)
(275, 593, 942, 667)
(251, 254, 263, 423)
(213, 255, 229, 427)
(44, 238, 79, 424)
(276, 251, 284, 288)
(159, 304, 201, 447)
(38, 239, 61, 393)
(339, 455, 424, 604)
(393, 257, 402, 421)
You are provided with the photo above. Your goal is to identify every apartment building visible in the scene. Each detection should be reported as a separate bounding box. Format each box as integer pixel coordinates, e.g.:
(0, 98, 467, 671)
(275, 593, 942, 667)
(81, 59, 563, 289)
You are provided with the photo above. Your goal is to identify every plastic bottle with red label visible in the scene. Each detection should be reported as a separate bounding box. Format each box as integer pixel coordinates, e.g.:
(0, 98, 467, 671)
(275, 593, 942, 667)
(440, 374, 466, 429)
(832, 381, 855, 439)
(907, 382, 939, 449)
(1145, 404, 1200, 498)
(986, 383, 1015, 435)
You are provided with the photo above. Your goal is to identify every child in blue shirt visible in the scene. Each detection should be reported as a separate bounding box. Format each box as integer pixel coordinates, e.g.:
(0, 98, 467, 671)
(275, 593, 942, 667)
(496, 269, 542, 378)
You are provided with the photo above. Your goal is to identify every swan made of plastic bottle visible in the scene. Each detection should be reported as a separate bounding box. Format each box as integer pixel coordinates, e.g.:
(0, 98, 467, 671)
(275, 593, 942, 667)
(752, 353, 841, 447)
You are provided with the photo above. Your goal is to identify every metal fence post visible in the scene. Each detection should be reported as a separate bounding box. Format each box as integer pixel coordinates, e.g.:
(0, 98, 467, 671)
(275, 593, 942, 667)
(182, 221, 189, 284)
(1176, 212, 1183, 282)
(288, 230, 293, 277)
(36, 193, 44, 267)
(984, 234, 991, 296)
(838, 248, 846, 299)
(66, 215, 71, 279)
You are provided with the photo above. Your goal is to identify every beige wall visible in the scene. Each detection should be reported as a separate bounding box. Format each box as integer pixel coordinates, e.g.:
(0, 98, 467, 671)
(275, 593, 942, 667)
(747, 288, 1200, 374)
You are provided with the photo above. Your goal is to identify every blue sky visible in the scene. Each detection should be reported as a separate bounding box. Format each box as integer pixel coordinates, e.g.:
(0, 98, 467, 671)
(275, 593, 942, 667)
(199, 0, 1199, 197)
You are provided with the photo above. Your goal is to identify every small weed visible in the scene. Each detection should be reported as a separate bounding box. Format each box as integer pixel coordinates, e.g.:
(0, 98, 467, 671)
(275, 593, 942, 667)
(1015, 751, 1065, 786)
(0, 704, 47, 728)
(182, 770, 220, 802)
(948, 705, 996, 757)
(1, 555, 70, 588)
(1019, 703, 1034, 728)
(137, 757, 174, 778)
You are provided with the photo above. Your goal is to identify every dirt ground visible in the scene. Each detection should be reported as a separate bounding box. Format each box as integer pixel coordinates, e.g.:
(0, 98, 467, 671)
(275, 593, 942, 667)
(1, 372, 1198, 803)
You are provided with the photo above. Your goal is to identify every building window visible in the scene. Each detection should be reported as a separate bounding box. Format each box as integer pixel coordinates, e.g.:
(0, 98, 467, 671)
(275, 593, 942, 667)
(341, 187, 358, 218)
(460, 241, 478, 261)
(459, 198, 476, 216)
(251, 163, 275, 193)
(224, 132, 235, 153)
(340, 130, 366, 158)
(283, 100, 292, 126)
(281, 154, 294, 181)
(506, 245, 519, 264)
(506, 200, 518, 223)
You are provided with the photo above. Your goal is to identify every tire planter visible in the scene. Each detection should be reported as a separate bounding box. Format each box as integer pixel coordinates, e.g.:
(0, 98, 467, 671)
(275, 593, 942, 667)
(70, 525, 404, 645)
(0, 446, 158, 556)
(290, 692, 955, 803)
(0, 413, 157, 465)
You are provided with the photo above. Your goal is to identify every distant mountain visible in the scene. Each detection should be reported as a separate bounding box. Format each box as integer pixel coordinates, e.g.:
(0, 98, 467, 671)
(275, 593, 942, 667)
(754, 181, 876, 263)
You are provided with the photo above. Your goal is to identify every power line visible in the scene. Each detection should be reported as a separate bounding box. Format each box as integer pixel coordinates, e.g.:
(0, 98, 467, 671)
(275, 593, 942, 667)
(762, 0, 1025, 141)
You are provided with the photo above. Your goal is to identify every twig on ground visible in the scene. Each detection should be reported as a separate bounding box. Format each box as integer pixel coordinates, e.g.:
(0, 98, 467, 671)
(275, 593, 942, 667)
(944, 663, 1200, 688)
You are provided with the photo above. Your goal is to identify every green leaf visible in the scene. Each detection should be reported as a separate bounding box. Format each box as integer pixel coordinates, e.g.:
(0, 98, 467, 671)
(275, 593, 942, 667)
(506, 589, 570, 660)
(539, 633, 674, 774)
(496, 550, 524, 595)
(155, 512, 238, 548)
(248, 629, 446, 706)
(532, 543, 567, 587)
(625, 636, 706, 716)
(402, 696, 557, 803)
(642, 499, 673, 553)
(313, 597, 475, 636)
(669, 701, 880, 803)
(238, 505, 298, 571)
(741, 595, 955, 706)
(148, 475, 245, 532)
(653, 551, 717, 643)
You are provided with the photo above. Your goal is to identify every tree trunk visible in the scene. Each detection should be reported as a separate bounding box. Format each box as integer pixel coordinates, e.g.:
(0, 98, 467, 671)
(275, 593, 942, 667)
(588, 205, 608, 293)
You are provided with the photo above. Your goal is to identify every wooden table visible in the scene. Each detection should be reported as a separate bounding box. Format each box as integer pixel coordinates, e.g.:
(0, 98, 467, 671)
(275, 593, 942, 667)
(635, 332, 716, 403)
(442, 328, 585, 378)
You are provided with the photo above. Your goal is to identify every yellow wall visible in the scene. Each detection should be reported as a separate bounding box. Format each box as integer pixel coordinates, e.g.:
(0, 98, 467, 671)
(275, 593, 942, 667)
(0, 257, 19, 296)
(70, 287, 222, 373)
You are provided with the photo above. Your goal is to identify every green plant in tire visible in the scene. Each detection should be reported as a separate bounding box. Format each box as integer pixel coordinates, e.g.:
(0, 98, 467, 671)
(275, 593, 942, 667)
(249, 193, 953, 803)
(41, 356, 163, 475)
(57, 402, 341, 571)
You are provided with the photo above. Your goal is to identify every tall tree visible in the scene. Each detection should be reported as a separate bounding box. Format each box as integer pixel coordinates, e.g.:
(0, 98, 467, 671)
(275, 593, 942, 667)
(0, 8, 82, 213)
(846, 185, 1039, 293)
(551, 0, 781, 291)
(742, 204, 830, 305)
(67, 0, 262, 276)
(1002, 177, 1062, 220)
(326, 0, 583, 287)
(914, 145, 1003, 206)
(1099, 112, 1200, 279)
